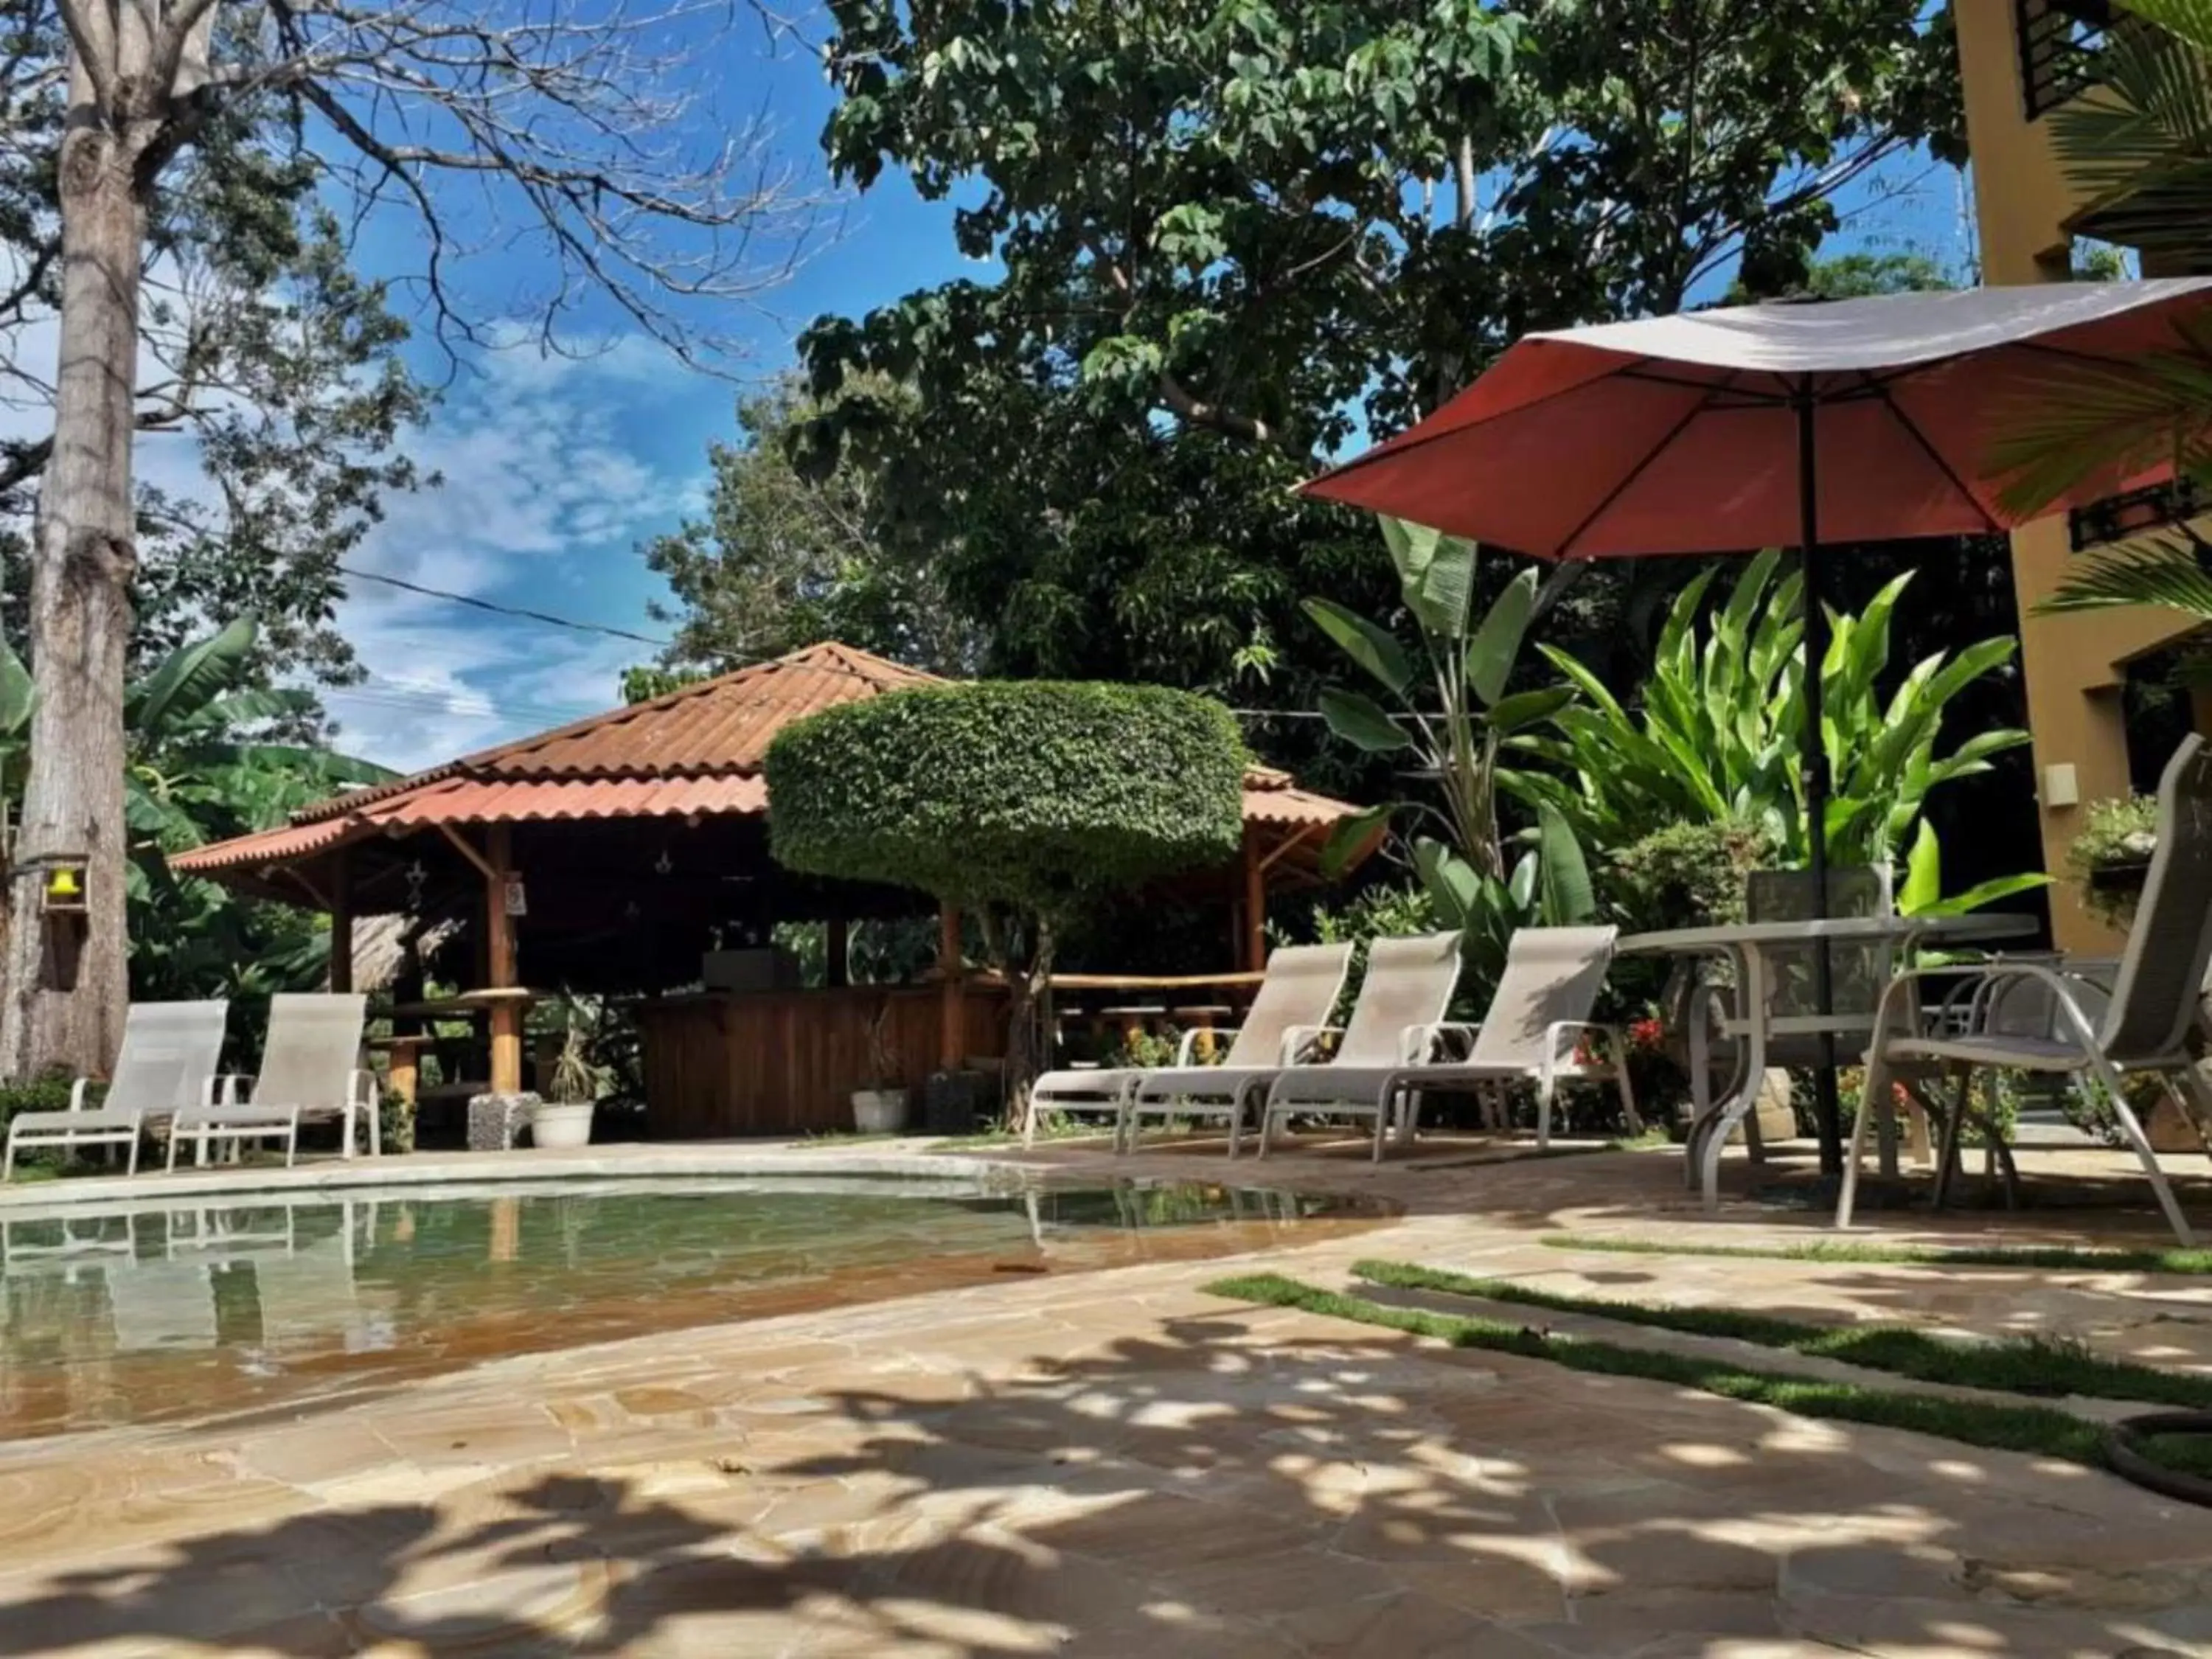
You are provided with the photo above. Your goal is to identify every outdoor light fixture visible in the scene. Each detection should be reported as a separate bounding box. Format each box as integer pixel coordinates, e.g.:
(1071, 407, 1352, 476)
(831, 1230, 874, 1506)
(38, 857, 88, 917)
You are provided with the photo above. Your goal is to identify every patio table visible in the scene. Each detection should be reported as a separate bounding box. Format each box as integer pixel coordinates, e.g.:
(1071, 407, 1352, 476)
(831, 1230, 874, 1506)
(1618, 913, 2037, 1203)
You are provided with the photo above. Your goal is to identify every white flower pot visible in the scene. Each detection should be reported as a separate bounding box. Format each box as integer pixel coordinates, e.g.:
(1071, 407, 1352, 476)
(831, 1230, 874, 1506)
(530, 1100, 597, 1150)
(852, 1089, 911, 1135)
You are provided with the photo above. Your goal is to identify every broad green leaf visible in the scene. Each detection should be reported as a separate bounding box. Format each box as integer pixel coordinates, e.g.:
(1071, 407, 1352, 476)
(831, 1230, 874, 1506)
(1303, 598, 1413, 695)
(1466, 566, 1538, 705)
(1486, 685, 1576, 734)
(0, 635, 30, 737)
(1318, 687, 1413, 752)
(1416, 535, 1481, 641)
(1906, 872, 2055, 919)
(1898, 819, 1943, 915)
(1535, 802, 1594, 923)
(1321, 803, 1394, 878)
(1413, 837, 1479, 929)
(132, 617, 258, 745)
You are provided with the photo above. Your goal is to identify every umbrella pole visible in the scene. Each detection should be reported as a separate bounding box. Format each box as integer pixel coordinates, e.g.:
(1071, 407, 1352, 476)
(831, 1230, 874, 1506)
(1796, 384, 1843, 1178)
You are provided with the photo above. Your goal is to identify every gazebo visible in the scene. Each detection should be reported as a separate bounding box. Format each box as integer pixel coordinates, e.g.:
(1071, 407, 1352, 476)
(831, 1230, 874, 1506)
(173, 644, 1377, 1135)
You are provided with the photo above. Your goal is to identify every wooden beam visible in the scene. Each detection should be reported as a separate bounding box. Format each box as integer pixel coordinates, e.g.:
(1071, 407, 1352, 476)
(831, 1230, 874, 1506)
(825, 917, 850, 989)
(485, 824, 523, 1095)
(937, 902, 963, 1071)
(1242, 830, 1267, 974)
(328, 846, 353, 993)
(437, 823, 500, 883)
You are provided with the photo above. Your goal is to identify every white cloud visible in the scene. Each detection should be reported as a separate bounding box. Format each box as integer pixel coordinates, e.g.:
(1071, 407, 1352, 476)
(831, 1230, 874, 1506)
(326, 340, 711, 771)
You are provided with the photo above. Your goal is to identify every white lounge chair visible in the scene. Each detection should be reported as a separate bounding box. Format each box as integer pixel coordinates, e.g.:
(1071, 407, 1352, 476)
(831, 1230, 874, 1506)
(1029, 943, 1354, 1150)
(1227, 931, 1465, 1161)
(1260, 927, 1625, 1161)
(1123, 936, 1453, 1158)
(1838, 735, 2212, 1246)
(167, 994, 379, 1172)
(4, 1000, 228, 1180)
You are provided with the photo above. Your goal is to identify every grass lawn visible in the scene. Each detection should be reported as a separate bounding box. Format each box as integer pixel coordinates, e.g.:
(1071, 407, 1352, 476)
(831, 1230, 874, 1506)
(1540, 1232, 2212, 1276)
(1353, 1259, 2212, 1409)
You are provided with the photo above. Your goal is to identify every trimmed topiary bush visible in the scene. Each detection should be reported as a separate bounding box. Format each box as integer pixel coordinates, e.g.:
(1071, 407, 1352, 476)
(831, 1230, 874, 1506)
(768, 681, 1247, 1116)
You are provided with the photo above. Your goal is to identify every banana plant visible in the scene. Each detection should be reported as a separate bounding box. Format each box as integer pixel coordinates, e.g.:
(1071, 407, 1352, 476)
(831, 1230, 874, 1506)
(0, 618, 394, 1000)
(1502, 550, 2046, 914)
(1305, 515, 1593, 984)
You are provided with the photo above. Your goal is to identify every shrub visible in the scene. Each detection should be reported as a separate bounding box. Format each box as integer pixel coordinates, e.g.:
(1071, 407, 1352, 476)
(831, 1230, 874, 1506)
(767, 682, 1246, 914)
(768, 681, 1247, 1114)
(2065, 793, 2157, 930)
(1604, 819, 1775, 933)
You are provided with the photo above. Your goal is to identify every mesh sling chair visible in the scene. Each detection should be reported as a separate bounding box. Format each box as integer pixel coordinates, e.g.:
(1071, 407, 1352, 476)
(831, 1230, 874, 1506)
(1837, 736, 2212, 1246)
(1029, 944, 1354, 1153)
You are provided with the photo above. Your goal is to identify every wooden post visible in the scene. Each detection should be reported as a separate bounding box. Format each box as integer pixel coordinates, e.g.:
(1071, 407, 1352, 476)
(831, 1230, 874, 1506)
(328, 846, 353, 994)
(1242, 829, 1267, 974)
(485, 824, 522, 1096)
(826, 917, 850, 989)
(937, 902, 963, 1071)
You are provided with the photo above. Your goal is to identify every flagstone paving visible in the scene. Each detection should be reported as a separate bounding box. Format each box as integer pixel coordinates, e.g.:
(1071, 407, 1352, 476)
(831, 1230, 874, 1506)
(7, 1138, 2212, 1656)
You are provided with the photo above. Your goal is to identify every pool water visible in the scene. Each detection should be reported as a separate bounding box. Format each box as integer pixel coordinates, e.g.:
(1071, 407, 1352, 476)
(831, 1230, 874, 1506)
(0, 1176, 1380, 1439)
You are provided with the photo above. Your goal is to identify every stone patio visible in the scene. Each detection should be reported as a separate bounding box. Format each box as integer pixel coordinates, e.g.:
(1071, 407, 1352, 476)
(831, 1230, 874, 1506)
(6, 1137, 2212, 1656)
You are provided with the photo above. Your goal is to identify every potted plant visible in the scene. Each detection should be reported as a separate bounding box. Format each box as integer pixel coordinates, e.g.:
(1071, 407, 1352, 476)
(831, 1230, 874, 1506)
(2065, 794, 2157, 931)
(852, 999, 909, 1133)
(531, 1009, 599, 1149)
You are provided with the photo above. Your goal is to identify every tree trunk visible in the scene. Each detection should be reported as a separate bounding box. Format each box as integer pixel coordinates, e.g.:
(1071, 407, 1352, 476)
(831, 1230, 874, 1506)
(979, 905, 1054, 1133)
(0, 57, 146, 1081)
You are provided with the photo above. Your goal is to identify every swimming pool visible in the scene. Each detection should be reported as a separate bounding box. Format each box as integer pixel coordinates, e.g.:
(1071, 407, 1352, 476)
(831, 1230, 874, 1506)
(0, 1175, 1380, 1438)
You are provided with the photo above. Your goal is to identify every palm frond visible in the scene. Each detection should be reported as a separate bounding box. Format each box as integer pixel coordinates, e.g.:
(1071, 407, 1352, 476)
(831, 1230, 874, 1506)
(2034, 528, 2212, 619)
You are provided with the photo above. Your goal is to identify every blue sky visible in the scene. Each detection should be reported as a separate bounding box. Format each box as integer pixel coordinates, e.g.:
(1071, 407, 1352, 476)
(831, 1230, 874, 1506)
(320, 18, 1979, 773)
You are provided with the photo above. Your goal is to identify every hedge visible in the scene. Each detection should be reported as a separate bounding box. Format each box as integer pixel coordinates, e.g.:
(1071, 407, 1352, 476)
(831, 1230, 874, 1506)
(765, 681, 1247, 913)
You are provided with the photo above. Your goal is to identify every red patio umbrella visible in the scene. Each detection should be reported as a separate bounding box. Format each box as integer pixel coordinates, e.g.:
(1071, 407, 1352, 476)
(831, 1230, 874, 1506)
(1302, 277, 2212, 1172)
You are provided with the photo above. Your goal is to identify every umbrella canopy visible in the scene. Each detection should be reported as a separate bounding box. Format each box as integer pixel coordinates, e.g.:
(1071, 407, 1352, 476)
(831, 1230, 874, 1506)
(1304, 278, 2212, 554)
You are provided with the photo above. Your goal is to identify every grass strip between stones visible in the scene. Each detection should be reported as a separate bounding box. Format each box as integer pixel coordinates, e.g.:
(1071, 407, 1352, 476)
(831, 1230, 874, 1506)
(1205, 1270, 2111, 1468)
(1351, 1259, 2212, 1411)
(1539, 1232, 2212, 1277)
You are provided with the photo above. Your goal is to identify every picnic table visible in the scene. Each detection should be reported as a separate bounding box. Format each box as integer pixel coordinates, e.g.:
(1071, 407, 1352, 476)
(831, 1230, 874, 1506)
(1619, 913, 2037, 1204)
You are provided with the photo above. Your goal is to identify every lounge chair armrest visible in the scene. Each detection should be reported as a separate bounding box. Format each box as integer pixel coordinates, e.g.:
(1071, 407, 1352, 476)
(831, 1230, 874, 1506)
(218, 1074, 250, 1105)
(351, 1069, 380, 1108)
(1281, 1026, 1340, 1064)
(69, 1077, 92, 1111)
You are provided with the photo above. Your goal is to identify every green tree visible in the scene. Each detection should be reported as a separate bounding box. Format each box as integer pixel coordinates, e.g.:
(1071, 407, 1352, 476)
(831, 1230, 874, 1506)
(644, 375, 978, 678)
(790, 1, 1961, 785)
(766, 682, 1245, 1116)
(6, 0, 809, 1080)
(0, 7, 429, 691)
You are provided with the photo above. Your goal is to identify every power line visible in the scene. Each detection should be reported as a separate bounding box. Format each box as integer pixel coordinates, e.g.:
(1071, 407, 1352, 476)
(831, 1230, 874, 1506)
(332, 564, 1399, 728)
(337, 563, 674, 648)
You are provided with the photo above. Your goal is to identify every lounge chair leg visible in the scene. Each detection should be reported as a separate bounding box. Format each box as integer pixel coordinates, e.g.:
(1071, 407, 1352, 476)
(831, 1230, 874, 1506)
(1535, 1077, 1557, 1151)
(126, 1130, 139, 1178)
(1835, 1048, 1893, 1231)
(2096, 1055, 2194, 1248)
(2, 1133, 14, 1183)
(1371, 1085, 1393, 1164)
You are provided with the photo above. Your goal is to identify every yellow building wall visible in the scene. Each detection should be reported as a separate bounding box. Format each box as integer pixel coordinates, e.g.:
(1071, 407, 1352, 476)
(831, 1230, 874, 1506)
(1955, 0, 2208, 950)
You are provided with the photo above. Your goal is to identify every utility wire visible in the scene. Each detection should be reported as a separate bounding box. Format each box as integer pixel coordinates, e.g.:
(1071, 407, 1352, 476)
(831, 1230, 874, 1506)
(336, 563, 674, 648)
(333, 564, 1409, 726)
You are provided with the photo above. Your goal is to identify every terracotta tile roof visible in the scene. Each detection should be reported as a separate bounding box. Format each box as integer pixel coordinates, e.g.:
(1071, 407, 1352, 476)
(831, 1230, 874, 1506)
(172, 641, 1371, 879)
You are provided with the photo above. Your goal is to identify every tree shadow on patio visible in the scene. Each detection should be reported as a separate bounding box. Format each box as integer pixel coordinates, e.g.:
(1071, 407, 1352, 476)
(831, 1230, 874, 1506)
(5, 1305, 2206, 1655)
